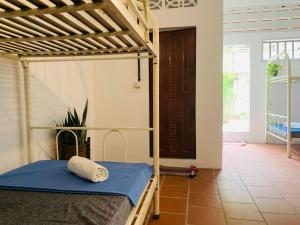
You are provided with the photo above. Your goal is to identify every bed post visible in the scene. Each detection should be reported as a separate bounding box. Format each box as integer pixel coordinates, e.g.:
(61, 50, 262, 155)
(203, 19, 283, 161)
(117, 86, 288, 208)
(153, 54, 160, 219)
(21, 59, 33, 163)
(150, 10, 160, 219)
(287, 54, 292, 158)
(265, 72, 269, 144)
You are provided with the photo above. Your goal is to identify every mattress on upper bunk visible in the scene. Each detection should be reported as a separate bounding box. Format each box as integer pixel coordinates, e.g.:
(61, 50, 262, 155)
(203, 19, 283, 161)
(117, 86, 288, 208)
(269, 122, 300, 138)
(0, 160, 153, 225)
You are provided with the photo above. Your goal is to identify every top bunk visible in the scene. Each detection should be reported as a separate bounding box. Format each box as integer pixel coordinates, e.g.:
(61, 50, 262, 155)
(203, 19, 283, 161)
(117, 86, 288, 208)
(0, 0, 158, 58)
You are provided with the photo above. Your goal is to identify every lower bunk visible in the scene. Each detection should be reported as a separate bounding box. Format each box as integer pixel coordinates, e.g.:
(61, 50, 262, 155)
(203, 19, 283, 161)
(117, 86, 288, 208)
(0, 160, 158, 225)
(268, 122, 300, 139)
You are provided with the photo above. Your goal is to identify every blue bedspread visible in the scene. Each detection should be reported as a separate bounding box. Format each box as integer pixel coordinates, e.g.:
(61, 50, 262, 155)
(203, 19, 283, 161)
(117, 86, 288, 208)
(0, 160, 153, 206)
(270, 124, 300, 134)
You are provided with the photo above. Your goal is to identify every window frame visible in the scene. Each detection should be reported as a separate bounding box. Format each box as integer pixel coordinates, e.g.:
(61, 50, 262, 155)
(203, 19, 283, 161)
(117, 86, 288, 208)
(262, 39, 300, 61)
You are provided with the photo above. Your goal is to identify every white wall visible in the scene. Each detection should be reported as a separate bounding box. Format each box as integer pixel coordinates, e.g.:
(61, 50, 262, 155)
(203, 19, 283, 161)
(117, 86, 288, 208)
(0, 58, 24, 173)
(93, 1, 223, 169)
(29, 61, 97, 161)
(224, 30, 300, 143)
(0, 59, 96, 174)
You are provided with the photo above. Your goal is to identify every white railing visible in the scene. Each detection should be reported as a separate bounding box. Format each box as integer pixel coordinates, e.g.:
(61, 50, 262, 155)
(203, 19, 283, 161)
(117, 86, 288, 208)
(33, 126, 152, 161)
(266, 113, 288, 141)
(103, 129, 128, 162)
(56, 130, 79, 160)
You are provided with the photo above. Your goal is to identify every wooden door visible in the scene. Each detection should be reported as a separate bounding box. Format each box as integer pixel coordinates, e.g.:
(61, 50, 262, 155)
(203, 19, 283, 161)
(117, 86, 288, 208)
(150, 28, 196, 159)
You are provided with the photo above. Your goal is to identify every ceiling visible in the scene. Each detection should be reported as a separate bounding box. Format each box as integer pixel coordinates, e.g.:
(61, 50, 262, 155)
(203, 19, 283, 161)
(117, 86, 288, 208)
(224, 0, 300, 8)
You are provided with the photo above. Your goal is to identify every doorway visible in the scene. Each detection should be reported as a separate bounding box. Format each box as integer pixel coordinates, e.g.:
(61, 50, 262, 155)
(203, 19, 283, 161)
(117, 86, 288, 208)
(223, 45, 250, 133)
(150, 27, 196, 159)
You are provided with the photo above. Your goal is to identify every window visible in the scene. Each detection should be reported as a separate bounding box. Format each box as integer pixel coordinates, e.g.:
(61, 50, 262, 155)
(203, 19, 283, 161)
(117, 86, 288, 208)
(223, 45, 250, 132)
(278, 42, 285, 55)
(263, 43, 270, 61)
(294, 41, 300, 59)
(263, 39, 300, 60)
(286, 42, 293, 58)
(270, 42, 278, 59)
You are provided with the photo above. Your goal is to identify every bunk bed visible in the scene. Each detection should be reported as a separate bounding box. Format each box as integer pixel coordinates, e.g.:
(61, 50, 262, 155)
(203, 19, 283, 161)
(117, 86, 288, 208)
(266, 52, 300, 158)
(0, 1, 160, 225)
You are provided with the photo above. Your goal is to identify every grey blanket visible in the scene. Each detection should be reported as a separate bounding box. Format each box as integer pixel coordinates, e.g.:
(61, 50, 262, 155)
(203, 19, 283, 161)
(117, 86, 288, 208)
(0, 190, 131, 225)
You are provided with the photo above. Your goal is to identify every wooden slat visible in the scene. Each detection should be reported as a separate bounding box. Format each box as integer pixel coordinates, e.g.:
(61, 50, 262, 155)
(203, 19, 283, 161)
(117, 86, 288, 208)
(0, 2, 106, 18)
(7, 17, 57, 36)
(0, 33, 11, 38)
(27, 15, 69, 35)
(102, 0, 155, 55)
(0, 30, 129, 43)
(75, 38, 98, 49)
(0, 44, 19, 52)
(34, 41, 64, 50)
(0, 1, 20, 11)
(0, 28, 22, 38)
(0, 42, 40, 52)
(44, 14, 81, 34)
(51, 40, 77, 50)
(26, 49, 149, 57)
(53, 11, 121, 48)
(61, 39, 87, 50)
(0, 46, 146, 56)
(0, 0, 155, 57)
(0, 18, 46, 37)
(24, 0, 49, 8)
(89, 9, 135, 47)
(0, 22, 33, 37)
(73, 10, 126, 48)
(10, 0, 37, 10)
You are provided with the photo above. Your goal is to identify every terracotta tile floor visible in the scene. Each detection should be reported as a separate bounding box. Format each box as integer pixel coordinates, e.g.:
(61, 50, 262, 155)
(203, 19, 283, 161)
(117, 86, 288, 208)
(148, 144, 300, 225)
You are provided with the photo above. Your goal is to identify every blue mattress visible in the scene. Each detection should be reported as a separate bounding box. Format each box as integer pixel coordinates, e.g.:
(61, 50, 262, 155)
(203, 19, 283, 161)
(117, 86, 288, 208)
(0, 160, 153, 206)
(269, 123, 300, 138)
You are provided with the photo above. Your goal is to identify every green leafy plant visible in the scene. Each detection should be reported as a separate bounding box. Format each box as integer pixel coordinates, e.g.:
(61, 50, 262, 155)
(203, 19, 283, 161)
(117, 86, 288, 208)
(223, 72, 237, 123)
(56, 99, 88, 146)
(267, 63, 282, 77)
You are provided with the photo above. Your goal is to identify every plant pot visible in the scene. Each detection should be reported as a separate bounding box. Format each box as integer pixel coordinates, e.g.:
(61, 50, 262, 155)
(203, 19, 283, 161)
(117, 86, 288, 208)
(273, 71, 278, 76)
(58, 137, 90, 160)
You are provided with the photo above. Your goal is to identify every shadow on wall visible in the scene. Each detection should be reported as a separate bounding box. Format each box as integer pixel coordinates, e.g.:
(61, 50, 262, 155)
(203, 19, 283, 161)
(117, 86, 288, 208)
(0, 59, 23, 173)
(0, 59, 93, 173)
(30, 70, 71, 161)
(29, 61, 93, 161)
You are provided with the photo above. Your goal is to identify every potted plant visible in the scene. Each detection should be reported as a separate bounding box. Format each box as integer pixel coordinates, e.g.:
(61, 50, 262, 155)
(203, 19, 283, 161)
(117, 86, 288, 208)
(56, 99, 90, 160)
(267, 63, 282, 77)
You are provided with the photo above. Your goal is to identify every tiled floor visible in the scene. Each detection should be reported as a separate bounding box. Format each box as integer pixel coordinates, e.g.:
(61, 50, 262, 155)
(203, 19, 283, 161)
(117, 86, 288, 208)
(148, 144, 300, 225)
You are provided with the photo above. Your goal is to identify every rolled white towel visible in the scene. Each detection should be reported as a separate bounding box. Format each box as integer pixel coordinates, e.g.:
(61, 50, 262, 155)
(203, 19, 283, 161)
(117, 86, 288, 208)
(67, 156, 109, 182)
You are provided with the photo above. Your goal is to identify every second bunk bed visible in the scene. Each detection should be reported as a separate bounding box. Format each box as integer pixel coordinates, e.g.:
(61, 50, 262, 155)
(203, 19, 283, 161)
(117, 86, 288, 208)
(266, 52, 300, 158)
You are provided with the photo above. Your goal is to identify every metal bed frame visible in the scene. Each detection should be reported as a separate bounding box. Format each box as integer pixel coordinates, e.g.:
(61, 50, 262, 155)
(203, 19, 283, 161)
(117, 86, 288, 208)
(0, 0, 160, 224)
(266, 52, 300, 158)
